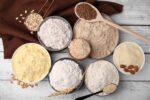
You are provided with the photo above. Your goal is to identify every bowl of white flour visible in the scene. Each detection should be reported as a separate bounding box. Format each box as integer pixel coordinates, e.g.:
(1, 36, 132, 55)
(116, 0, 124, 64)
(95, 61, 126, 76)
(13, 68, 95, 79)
(37, 16, 73, 51)
(49, 58, 84, 94)
(85, 60, 119, 96)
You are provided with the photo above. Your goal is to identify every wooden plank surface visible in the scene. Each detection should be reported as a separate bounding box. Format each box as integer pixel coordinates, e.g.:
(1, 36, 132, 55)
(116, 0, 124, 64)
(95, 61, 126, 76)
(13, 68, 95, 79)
(0, 52, 150, 81)
(0, 81, 150, 100)
(0, 0, 150, 100)
(103, 0, 150, 25)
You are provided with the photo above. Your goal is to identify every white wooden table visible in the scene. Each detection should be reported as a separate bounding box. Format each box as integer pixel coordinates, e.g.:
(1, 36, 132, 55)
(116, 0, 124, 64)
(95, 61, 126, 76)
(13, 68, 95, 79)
(0, 0, 150, 100)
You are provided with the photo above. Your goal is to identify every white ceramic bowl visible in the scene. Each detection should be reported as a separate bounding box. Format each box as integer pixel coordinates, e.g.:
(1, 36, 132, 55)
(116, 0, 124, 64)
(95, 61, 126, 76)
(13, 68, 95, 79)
(113, 42, 145, 75)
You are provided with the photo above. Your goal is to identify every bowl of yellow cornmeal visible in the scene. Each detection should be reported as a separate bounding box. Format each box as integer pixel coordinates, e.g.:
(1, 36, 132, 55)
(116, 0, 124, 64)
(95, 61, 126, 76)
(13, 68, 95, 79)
(12, 43, 51, 83)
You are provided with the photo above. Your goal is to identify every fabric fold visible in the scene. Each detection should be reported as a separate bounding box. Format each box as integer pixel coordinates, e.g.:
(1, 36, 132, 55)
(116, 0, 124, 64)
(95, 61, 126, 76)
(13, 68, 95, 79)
(0, 0, 123, 58)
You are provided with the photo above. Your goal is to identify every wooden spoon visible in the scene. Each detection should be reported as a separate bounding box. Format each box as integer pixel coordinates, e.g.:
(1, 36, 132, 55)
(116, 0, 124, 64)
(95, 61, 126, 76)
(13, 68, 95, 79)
(75, 2, 150, 43)
(75, 83, 117, 100)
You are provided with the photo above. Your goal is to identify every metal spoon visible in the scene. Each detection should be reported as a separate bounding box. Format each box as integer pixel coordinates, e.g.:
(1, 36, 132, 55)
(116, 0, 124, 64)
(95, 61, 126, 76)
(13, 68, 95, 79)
(75, 83, 117, 100)
(75, 2, 150, 43)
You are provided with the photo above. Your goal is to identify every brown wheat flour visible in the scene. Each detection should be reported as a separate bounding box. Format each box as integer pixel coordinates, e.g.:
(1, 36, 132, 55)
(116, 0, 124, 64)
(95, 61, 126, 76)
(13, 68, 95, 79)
(73, 15, 119, 59)
(76, 3, 97, 20)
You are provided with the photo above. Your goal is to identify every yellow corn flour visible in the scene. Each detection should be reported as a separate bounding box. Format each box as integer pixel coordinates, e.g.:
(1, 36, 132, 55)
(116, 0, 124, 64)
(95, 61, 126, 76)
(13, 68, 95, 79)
(12, 43, 51, 83)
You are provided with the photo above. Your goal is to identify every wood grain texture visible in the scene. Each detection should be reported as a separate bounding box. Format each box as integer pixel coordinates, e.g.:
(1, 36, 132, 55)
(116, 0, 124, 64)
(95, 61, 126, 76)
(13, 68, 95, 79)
(0, 0, 150, 100)
(103, 0, 150, 25)
(0, 81, 150, 100)
(0, 52, 150, 81)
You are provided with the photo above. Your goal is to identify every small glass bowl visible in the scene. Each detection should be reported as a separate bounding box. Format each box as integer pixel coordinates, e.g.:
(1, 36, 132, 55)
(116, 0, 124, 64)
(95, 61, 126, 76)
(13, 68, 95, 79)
(84, 60, 119, 96)
(48, 58, 84, 94)
(37, 16, 73, 51)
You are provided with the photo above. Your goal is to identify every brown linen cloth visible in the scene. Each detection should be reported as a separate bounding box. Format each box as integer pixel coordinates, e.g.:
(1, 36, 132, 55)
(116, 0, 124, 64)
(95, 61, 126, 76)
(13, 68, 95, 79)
(0, 0, 123, 59)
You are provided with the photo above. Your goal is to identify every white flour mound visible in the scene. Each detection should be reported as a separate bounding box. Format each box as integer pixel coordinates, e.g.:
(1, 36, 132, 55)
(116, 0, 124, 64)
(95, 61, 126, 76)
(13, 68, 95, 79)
(38, 17, 71, 50)
(49, 59, 83, 92)
(85, 60, 119, 96)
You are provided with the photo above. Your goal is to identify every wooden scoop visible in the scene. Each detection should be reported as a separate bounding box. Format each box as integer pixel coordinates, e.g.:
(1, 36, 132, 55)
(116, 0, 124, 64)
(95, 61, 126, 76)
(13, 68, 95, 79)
(75, 83, 117, 100)
(75, 2, 150, 43)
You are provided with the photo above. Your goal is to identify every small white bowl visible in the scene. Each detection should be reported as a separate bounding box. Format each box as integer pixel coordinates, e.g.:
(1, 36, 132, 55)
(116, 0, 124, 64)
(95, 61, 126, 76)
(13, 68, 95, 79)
(113, 42, 145, 75)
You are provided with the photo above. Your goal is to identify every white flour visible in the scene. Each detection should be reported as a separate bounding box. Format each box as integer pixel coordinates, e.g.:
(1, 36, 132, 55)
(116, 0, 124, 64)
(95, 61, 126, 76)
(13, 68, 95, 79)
(85, 60, 119, 96)
(49, 59, 83, 92)
(38, 17, 71, 50)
